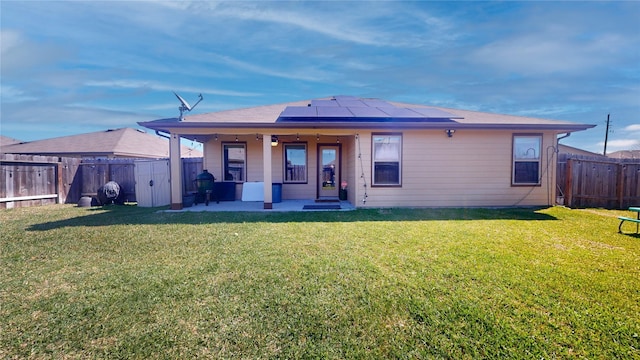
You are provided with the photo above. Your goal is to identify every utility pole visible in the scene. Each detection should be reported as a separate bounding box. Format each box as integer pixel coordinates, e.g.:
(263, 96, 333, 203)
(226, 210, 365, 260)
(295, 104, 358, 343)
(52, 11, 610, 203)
(603, 113, 610, 156)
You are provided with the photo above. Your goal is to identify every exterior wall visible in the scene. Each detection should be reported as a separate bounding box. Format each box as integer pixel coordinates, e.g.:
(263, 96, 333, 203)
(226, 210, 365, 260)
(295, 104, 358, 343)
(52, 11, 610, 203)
(201, 129, 559, 207)
(203, 134, 353, 201)
(280, 138, 317, 200)
(352, 129, 557, 208)
(343, 136, 357, 204)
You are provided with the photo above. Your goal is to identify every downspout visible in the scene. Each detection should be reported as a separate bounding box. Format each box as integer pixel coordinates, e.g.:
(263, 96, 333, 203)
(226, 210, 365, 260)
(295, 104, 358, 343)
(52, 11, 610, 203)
(553, 132, 571, 206)
(155, 130, 170, 139)
(557, 132, 570, 143)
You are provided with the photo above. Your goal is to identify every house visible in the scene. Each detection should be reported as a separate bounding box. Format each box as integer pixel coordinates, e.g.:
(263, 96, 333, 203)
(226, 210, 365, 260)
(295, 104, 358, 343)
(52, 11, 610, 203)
(557, 144, 605, 158)
(0, 135, 22, 146)
(138, 96, 595, 210)
(0, 128, 202, 159)
(608, 150, 640, 160)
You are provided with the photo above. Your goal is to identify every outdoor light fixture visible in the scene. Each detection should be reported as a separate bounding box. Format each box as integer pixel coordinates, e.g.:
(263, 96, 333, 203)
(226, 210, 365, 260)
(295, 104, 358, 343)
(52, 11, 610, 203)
(271, 135, 279, 147)
(445, 129, 456, 138)
(235, 135, 238, 142)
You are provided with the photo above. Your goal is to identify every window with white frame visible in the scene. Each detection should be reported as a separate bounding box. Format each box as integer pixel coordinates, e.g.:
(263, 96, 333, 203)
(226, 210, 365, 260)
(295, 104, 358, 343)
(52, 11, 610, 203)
(512, 135, 541, 185)
(284, 143, 307, 183)
(372, 134, 402, 186)
(223, 143, 246, 182)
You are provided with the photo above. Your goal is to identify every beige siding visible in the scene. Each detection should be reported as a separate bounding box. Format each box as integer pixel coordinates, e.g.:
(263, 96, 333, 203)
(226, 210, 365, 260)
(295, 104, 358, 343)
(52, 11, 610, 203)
(281, 139, 318, 200)
(202, 135, 262, 200)
(204, 134, 344, 201)
(353, 129, 557, 208)
(342, 139, 356, 204)
(202, 129, 559, 207)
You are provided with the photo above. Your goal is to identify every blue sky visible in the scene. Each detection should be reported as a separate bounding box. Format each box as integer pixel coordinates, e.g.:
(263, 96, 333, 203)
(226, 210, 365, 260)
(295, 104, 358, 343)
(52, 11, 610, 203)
(1, 1, 639, 154)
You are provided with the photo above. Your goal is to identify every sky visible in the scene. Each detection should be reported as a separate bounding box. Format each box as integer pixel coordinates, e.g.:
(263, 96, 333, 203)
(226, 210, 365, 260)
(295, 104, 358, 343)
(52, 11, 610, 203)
(1, 0, 639, 154)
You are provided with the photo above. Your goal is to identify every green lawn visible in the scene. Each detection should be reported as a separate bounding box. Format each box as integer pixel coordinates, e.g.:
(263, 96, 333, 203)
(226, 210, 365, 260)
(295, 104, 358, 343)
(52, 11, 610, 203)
(1, 205, 638, 359)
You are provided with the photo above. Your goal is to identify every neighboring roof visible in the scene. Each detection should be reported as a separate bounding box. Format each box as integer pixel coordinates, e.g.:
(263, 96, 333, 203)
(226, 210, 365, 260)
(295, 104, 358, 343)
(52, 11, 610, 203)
(608, 150, 640, 159)
(0, 135, 22, 146)
(558, 144, 604, 157)
(0, 128, 202, 159)
(139, 96, 596, 133)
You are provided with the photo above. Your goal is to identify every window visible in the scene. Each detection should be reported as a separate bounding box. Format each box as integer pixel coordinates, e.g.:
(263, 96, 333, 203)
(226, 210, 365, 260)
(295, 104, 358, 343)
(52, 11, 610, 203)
(284, 143, 307, 183)
(512, 135, 541, 185)
(372, 134, 402, 186)
(223, 143, 246, 182)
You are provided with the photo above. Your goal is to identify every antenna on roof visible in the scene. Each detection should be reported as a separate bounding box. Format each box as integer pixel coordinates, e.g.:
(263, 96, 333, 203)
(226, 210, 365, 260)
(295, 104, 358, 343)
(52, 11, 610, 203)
(174, 92, 203, 121)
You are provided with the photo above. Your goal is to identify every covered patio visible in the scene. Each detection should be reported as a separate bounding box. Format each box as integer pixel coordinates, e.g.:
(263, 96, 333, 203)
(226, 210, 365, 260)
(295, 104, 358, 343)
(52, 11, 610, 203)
(164, 199, 356, 212)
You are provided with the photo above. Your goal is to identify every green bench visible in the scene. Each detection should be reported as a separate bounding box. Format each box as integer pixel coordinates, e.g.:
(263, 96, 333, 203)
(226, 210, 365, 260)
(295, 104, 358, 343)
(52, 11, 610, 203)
(618, 207, 640, 234)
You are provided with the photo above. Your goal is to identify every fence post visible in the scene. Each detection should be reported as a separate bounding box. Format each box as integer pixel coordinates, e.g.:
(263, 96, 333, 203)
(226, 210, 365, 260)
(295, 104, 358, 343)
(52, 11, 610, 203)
(56, 161, 63, 204)
(617, 163, 624, 209)
(565, 158, 573, 207)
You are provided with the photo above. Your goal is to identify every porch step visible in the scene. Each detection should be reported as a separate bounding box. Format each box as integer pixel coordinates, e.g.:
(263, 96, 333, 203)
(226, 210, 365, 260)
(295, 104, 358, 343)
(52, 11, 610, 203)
(315, 197, 340, 203)
(303, 204, 341, 210)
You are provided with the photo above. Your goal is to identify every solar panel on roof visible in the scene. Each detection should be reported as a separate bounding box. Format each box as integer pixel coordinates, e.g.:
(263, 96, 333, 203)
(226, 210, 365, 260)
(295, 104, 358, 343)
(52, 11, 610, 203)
(277, 97, 463, 122)
(349, 106, 391, 117)
(317, 106, 353, 117)
(280, 106, 317, 117)
(335, 99, 367, 107)
(362, 100, 394, 107)
(311, 99, 339, 107)
(333, 95, 359, 101)
(380, 107, 424, 118)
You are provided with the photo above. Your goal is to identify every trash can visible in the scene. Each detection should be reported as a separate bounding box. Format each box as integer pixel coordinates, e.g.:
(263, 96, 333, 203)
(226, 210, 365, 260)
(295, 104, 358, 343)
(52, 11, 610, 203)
(272, 183, 282, 203)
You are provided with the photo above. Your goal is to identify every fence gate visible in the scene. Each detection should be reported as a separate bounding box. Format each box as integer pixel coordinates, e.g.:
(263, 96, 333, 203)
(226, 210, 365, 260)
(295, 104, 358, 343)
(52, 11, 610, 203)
(134, 159, 170, 207)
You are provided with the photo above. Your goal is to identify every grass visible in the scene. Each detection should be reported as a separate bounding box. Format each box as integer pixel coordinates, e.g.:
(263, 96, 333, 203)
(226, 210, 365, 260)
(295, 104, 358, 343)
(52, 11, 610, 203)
(1, 205, 639, 359)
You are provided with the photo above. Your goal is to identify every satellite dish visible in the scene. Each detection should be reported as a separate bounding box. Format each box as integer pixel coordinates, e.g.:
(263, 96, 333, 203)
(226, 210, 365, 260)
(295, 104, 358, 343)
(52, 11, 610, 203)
(174, 92, 203, 120)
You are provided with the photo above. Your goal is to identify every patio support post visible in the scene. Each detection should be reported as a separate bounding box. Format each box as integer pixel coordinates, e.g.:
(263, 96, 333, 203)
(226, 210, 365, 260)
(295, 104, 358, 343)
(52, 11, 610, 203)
(263, 134, 273, 209)
(169, 133, 183, 210)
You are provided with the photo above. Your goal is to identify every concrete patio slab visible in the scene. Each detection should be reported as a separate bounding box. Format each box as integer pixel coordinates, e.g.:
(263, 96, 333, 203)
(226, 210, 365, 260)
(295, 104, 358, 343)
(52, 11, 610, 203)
(165, 199, 356, 212)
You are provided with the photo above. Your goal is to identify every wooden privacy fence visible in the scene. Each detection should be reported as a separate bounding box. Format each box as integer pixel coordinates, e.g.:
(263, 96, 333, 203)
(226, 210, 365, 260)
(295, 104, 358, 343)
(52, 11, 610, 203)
(182, 157, 203, 194)
(1, 154, 82, 209)
(80, 159, 137, 202)
(1, 155, 203, 209)
(557, 154, 640, 209)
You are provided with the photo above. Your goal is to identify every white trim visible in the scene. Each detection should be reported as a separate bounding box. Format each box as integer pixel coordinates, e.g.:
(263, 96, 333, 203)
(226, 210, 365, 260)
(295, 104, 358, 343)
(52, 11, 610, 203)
(0, 194, 58, 203)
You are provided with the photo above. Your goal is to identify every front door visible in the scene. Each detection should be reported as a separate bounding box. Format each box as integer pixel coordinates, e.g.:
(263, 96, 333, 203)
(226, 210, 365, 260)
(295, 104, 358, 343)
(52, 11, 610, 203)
(318, 145, 340, 199)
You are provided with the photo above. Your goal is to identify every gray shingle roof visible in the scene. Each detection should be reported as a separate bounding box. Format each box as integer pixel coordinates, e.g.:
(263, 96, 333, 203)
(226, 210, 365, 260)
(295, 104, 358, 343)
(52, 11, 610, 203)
(139, 96, 595, 133)
(0, 128, 202, 158)
(0, 135, 22, 146)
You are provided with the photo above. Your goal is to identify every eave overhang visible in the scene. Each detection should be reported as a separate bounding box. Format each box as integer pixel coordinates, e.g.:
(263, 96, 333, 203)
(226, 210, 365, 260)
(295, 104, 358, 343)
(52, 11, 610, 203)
(138, 119, 595, 134)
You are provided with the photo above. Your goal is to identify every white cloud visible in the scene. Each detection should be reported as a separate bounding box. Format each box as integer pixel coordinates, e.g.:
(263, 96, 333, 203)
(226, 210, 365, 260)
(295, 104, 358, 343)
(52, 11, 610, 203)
(85, 80, 260, 97)
(0, 30, 21, 53)
(0, 85, 37, 102)
(471, 32, 629, 75)
(623, 124, 640, 132)
(205, 53, 336, 83)
(175, 1, 454, 48)
(0, 30, 69, 76)
(597, 139, 640, 151)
